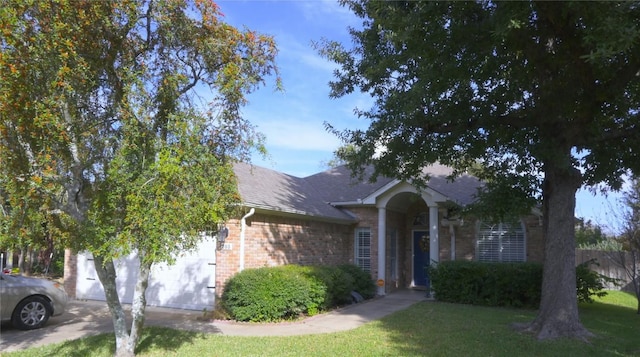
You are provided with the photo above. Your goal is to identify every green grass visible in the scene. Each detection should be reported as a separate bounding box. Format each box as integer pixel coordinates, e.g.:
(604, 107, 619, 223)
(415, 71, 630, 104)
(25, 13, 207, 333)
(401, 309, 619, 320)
(8, 291, 640, 357)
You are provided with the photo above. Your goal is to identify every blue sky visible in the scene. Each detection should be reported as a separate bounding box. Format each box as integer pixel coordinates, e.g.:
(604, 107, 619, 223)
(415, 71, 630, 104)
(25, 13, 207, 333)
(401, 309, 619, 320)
(219, 0, 366, 177)
(217, 0, 626, 230)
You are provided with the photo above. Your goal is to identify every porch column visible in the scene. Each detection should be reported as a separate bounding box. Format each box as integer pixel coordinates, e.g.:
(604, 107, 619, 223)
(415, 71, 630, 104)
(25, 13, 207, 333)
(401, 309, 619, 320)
(429, 205, 439, 264)
(377, 206, 386, 296)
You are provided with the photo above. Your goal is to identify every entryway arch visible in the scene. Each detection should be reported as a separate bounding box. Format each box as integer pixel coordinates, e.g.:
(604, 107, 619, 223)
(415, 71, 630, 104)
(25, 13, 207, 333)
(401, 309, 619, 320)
(373, 181, 448, 295)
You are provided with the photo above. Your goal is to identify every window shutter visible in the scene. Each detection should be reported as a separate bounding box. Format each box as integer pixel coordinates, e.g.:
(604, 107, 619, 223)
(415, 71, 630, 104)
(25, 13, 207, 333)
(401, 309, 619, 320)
(355, 228, 371, 272)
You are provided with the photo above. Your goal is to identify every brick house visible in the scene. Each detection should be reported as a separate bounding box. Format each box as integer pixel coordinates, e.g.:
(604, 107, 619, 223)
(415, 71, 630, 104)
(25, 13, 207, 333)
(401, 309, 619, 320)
(218, 162, 544, 296)
(66, 161, 544, 310)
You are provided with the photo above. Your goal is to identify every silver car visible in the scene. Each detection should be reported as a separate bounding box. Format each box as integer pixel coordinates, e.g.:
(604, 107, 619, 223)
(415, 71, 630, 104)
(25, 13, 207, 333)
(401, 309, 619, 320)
(0, 271, 69, 330)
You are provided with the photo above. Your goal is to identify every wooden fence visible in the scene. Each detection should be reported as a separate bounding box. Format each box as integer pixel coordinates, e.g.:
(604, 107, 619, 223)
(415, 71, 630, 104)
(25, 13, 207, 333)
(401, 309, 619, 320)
(576, 249, 637, 292)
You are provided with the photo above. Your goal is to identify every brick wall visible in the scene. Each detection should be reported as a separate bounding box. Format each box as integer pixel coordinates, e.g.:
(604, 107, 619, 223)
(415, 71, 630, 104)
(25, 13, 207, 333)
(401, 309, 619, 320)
(455, 220, 477, 261)
(523, 214, 545, 262)
(215, 213, 354, 295)
(346, 206, 379, 279)
(63, 248, 77, 299)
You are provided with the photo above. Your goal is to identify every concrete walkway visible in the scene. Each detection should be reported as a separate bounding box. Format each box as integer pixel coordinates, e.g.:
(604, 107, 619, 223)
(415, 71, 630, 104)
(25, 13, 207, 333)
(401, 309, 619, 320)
(0, 289, 428, 352)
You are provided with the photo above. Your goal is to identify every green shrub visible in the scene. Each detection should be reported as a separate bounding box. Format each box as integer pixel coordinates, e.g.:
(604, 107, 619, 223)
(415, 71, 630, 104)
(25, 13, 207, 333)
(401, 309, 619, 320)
(300, 265, 354, 308)
(576, 259, 619, 303)
(221, 265, 325, 322)
(338, 264, 376, 299)
(430, 260, 614, 308)
(429, 261, 543, 308)
(222, 264, 377, 322)
(429, 260, 485, 304)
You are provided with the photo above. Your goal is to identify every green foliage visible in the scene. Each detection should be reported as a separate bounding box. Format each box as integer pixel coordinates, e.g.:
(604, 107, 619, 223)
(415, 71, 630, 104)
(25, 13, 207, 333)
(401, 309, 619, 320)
(323, 144, 357, 169)
(222, 264, 375, 322)
(576, 259, 618, 303)
(0, 0, 280, 353)
(576, 219, 612, 249)
(319, 1, 640, 337)
(319, 1, 640, 190)
(429, 261, 542, 308)
(222, 266, 326, 322)
(430, 260, 613, 308)
(50, 253, 65, 276)
(298, 265, 354, 308)
(578, 239, 624, 252)
(0, 0, 279, 257)
(338, 263, 376, 299)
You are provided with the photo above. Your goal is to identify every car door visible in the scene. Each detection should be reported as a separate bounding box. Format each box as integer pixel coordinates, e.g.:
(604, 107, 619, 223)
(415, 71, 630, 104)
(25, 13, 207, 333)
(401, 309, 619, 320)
(0, 274, 22, 321)
(0, 274, 10, 320)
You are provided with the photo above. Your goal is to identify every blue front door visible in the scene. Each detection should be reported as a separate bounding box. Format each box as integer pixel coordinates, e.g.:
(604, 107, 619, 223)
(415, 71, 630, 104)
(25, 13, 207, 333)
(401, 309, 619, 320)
(413, 230, 430, 287)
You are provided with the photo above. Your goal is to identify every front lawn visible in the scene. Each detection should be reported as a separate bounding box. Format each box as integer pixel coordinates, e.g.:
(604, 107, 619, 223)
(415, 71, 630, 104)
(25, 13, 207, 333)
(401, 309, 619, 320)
(8, 291, 639, 357)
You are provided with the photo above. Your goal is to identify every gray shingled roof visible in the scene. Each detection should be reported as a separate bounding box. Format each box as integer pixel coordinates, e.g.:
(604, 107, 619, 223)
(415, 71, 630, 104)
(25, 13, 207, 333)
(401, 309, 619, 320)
(233, 162, 356, 221)
(233, 162, 483, 220)
(302, 165, 395, 203)
(417, 164, 484, 206)
(304, 163, 483, 206)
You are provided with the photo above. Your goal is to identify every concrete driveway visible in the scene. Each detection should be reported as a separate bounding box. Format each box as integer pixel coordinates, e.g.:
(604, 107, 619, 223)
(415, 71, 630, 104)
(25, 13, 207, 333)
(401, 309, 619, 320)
(1, 290, 427, 353)
(0, 299, 220, 353)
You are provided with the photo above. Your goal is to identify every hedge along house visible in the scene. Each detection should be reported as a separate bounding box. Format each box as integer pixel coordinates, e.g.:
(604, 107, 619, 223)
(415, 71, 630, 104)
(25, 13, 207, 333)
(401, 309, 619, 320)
(216, 162, 545, 296)
(66, 161, 544, 311)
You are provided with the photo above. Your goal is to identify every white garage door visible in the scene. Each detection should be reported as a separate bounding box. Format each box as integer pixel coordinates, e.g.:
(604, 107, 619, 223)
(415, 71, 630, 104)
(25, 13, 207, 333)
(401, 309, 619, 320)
(76, 237, 217, 311)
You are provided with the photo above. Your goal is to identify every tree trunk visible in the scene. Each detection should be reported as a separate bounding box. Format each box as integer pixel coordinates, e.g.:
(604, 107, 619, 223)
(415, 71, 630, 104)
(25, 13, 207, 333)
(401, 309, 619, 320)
(127, 255, 152, 354)
(27, 247, 36, 274)
(518, 161, 594, 340)
(93, 254, 134, 357)
(17, 247, 25, 274)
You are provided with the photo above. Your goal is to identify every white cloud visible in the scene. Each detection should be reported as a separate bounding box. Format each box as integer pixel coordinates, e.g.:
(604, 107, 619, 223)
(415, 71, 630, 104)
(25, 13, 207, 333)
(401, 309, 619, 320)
(257, 118, 341, 151)
(271, 29, 339, 76)
(296, 0, 361, 29)
(297, 50, 339, 73)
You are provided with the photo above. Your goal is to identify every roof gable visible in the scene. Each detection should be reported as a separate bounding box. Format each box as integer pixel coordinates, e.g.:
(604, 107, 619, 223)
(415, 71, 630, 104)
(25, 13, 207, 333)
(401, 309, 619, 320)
(303, 165, 395, 203)
(305, 163, 483, 206)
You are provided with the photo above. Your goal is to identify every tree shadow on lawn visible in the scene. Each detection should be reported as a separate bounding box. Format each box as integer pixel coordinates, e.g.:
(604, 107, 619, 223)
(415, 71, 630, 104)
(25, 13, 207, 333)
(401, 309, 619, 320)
(136, 327, 209, 354)
(376, 301, 639, 357)
(31, 327, 208, 357)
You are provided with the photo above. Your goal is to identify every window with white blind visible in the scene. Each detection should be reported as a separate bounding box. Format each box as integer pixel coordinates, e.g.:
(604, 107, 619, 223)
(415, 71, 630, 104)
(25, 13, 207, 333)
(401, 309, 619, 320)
(476, 221, 526, 262)
(355, 227, 371, 273)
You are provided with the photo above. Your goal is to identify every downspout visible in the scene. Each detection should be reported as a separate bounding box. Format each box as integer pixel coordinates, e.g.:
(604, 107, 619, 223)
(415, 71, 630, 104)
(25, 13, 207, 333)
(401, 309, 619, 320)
(239, 208, 255, 272)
